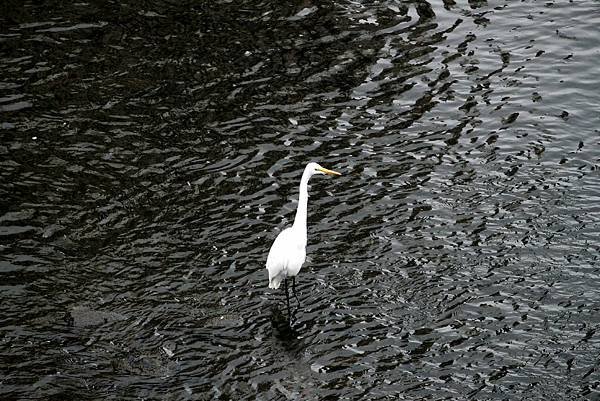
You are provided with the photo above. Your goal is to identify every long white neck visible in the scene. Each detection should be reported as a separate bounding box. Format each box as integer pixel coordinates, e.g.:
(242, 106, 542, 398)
(292, 168, 311, 231)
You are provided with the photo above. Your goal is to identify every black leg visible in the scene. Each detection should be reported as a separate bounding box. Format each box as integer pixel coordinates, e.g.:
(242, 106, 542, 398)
(292, 277, 300, 306)
(284, 278, 291, 317)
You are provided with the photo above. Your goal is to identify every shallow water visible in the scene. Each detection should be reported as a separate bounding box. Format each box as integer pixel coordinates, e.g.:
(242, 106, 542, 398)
(1, 1, 600, 399)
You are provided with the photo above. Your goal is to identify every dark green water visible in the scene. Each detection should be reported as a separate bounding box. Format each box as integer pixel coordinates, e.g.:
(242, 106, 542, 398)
(1, 1, 600, 400)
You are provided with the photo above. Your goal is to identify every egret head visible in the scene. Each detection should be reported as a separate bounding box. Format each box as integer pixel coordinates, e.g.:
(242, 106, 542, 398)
(306, 162, 342, 177)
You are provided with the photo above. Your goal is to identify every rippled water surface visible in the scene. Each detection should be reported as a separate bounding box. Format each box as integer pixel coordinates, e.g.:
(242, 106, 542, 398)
(2, 1, 600, 399)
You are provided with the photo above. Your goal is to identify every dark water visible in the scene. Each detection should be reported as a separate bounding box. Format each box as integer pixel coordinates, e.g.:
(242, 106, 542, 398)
(1, 0, 600, 399)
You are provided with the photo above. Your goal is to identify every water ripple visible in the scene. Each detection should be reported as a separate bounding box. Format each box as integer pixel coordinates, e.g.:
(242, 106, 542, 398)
(2, 0, 600, 400)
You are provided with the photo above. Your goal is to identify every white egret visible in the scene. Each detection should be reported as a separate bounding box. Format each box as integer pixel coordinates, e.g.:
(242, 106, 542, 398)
(266, 162, 341, 312)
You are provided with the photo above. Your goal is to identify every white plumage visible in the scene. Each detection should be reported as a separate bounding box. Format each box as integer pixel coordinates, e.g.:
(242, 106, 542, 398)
(266, 227, 306, 289)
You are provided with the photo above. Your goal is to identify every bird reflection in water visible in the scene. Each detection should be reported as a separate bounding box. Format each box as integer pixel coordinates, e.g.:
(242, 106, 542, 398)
(270, 304, 300, 343)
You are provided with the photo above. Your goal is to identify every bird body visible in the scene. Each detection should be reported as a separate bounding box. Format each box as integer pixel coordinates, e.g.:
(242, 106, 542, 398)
(266, 162, 341, 292)
(266, 227, 306, 289)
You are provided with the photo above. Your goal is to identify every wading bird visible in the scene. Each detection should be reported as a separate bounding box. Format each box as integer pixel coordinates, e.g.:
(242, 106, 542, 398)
(266, 162, 341, 315)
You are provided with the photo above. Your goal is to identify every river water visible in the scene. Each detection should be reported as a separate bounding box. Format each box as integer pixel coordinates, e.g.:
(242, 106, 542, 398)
(1, 1, 600, 400)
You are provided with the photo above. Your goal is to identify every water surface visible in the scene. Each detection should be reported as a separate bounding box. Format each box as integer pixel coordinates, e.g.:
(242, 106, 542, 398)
(1, 1, 600, 400)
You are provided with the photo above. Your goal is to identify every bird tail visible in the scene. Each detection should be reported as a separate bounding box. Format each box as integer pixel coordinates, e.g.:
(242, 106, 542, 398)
(269, 275, 283, 289)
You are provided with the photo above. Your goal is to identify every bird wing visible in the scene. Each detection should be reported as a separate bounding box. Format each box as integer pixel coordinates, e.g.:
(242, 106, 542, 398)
(266, 228, 297, 289)
(266, 227, 294, 272)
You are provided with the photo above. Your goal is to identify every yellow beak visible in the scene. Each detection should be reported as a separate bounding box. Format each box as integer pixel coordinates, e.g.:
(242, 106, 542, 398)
(318, 167, 342, 176)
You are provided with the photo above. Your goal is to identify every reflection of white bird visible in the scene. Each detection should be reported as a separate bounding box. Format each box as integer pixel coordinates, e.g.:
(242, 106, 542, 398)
(266, 162, 341, 310)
